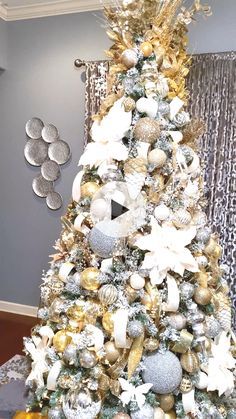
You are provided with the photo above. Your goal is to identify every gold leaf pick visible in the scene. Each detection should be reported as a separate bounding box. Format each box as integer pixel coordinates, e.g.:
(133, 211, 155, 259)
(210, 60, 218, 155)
(128, 333, 144, 379)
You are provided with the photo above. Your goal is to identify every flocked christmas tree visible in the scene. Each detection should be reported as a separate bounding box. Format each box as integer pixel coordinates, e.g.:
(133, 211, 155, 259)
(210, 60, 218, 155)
(22, 1, 235, 418)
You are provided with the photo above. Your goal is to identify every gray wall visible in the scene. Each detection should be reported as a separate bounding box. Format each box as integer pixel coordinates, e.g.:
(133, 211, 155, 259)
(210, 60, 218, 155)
(0, 18, 7, 69)
(0, 0, 235, 307)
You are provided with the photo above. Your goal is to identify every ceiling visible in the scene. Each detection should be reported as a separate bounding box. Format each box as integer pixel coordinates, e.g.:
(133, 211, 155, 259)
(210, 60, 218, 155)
(0, 0, 111, 20)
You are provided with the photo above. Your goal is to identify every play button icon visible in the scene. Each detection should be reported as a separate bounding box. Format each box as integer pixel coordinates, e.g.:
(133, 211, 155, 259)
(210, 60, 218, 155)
(111, 199, 129, 220)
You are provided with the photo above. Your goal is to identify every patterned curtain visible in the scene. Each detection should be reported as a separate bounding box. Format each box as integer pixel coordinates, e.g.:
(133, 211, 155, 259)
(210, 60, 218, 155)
(82, 52, 236, 309)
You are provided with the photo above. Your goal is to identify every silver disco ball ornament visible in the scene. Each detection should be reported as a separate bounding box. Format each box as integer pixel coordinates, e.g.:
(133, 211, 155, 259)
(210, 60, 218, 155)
(88, 224, 118, 258)
(180, 282, 195, 300)
(63, 389, 101, 419)
(127, 320, 144, 338)
(142, 350, 182, 394)
(131, 403, 154, 419)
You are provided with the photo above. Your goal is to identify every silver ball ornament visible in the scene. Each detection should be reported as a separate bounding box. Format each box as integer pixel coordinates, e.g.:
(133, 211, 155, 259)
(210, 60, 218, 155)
(196, 227, 211, 243)
(76, 390, 92, 408)
(196, 255, 208, 268)
(142, 351, 182, 394)
(127, 320, 144, 338)
(63, 344, 78, 365)
(187, 310, 205, 325)
(79, 349, 97, 369)
(89, 225, 118, 258)
(158, 102, 170, 115)
(131, 404, 154, 419)
(179, 282, 195, 300)
(167, 313, 187, 331)
(98, 284, 118, 305)
(205, 315, 221, 338)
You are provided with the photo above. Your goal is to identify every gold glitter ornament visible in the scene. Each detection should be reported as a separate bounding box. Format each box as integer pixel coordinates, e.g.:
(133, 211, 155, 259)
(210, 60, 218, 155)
(67, 305, 85, 322)
(144, 337, 160, 352)
(80, 182, 100, 199)
(180, 350, 199, 373)
(193, 286, 212, 305)
(104, 341, 122, 364)
(124, 157, 147, 175)
(80, 267, 100, 291)
(196, 270, 209, 288)
(128, 333, 144, 379)
(134, 117, 160, 144)
(179, 376, 193, 393)
(53, 330, 72, 353)
(102, 312, 114, 334)
(148, 148, 167, 167)
(121, 49, 138, 69)
(123, 97, 136, 112)
(158, 394, 175, 412)
(48, 297, 64, 322)
(98, 284, 118, 305)
(140, 41, 153, 57)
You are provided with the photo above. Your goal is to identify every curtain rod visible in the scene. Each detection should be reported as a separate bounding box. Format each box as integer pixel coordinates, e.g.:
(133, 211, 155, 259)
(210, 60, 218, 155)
(74, 59, 86, 68)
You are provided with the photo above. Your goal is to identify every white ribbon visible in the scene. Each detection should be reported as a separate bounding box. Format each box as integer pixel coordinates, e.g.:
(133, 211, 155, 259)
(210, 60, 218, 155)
(169, 97, 184, 120)
(113, 309, 129, 348)
(72, 170, 84, 202)
(86, 324, 104, 352)
(47, 360, 63, 391)
(58, 262, 75, 282)
(136, 142, 150, 159)
(163, 274, 180, 312)
(182, 388, 196, 414)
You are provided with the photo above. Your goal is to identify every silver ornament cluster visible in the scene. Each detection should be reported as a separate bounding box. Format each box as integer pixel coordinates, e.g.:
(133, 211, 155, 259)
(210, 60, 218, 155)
(127, 320, 144, 338)
(24, 117, 71, 210)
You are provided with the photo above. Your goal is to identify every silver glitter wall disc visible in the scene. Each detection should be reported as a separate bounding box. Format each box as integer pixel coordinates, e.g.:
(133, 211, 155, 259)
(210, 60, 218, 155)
(24, 139, 48, 166)
(41, 160, 61, 181)
(48, 140, 71, 165)
(32, 175, 54, 198)
(42, 124, 59, 143)
(25, 118, 44, 139)
(46, 192, 63, 210)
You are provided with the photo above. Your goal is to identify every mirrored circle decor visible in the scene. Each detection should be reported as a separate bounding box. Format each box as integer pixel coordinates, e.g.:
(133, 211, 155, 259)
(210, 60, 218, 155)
(25, 117, 44, 139)
(48, 140, 71, 165)
(46, 191, 63, 210)
(32, 175, 54, 198)
(42, 124, 59, 143)
(41, 160, 61, 181)
(24, 139, 48, 166)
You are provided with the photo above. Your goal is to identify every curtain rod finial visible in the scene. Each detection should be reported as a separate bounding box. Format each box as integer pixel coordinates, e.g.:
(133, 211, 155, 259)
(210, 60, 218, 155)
(74, 59, 86, 68)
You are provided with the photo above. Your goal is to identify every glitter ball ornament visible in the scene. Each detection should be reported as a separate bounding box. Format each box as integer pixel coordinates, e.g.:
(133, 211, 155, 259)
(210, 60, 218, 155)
(67, 305, 85, 322)
(134, 117, 160, 143)
(130, 273, 145, 290)
(53, 330, 72, 353)
(142, 351, 182, 394)
(196, 227, 211, 243)
(179, 283, 195, 300)
(158, 394, 175, 412)
(89, 226, 118, 258)
(80, 267, 100, 291)
(187, 309, 205, 325)
(48, 407, 65, 419)
(173, 209, 192, 228)
(63, 344, 78, 365)
(131, 404, 154, 419)
(144, 337, 160, 352)
(140, 41, 153, 57)
(180, 376, 193, 393)
(63, 388, 101, 419)
(98, 284, 118, 305)
(127, 320, 144, 338)
(167, 313, 187, 331)
(81, 182, 100, 199)
(121, 49, 138, 69)
(154, 204, 170, 221)
(193, 287, 212, 305)
(79, 349, 97, 369)
(196, 255, 208, 268)
(148, 148, 167, 167)
(123, 97, 136, 112)
(154, 407, 165, 419)
(205, 315, 221, 338)
(104, 341, 122, 364)
(180, 351, 199, 373)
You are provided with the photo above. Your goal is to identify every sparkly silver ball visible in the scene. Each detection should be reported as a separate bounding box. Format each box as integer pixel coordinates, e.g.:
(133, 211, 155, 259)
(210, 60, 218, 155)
(89, 225, 117, 258)
(127, 320, 144, 338)
(48, 407, 65, 419)
(196, 228, 211, 243)
(79, 349, 97, 369)
(158, 102, 170, 115)
(167, 313, 187, 331)
(142, 350, 182, 394)
(180, 282, 195, 300)
(192, 322, 205, 337)
(172, 111, 190, 127)
(76, 390, 92, 408)
(63, 344, 78, 365)
(196, 255, 208, 268)
(131, 403, 154, 419)
(187, 310, 205, 325)
(205, 316, 221, 338)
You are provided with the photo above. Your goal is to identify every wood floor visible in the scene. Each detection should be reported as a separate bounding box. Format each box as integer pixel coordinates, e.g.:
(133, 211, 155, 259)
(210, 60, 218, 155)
(0, 312, 37, 365)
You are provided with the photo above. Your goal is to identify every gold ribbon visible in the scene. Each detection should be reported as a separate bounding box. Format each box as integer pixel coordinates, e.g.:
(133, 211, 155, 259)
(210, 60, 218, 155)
(172, 329, 193, 353)
(98, 373, 121, 397)
(13, 413, 47, 419)
(128, 334, 144, 379)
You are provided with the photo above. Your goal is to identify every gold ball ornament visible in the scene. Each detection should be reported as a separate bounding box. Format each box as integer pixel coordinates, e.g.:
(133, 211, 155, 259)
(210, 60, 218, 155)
(148, 148, 167, 167)
(179, 376, 193, 393)
(80, 182, 100, 199)
(102, 312, 114, 334)
(129, 273, 145, 290)
(194, 287, 212, 305)
(104, 341, 122, 364)
(123, 97, 136, 112)
(196, 271, 209, 288)
(173, 209, 192, 228)
(113, 414, 131, 419)
(158, 394, 175, 412)
(126, 285, 140, 303)
(134, 117, 160, 144)
(53, 330, 72, 353)
(180, 351, 199, 373)
(154, 407, 165, 419)
(212, 244, 222, 259)
(98, 284, 118, 305)
(140, 41, 153, 57)
(164, 411, 176, 419)
(144, 337, 160, 352)
(80, 267, 100, 291)
(124, 157, 147, 176)
(121, 49, 138, 69)
(67, 304, 85, 322)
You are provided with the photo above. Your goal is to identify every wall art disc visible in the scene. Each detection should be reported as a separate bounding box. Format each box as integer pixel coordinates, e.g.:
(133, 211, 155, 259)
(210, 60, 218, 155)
(46, 191, 63, 210)
(24, 139, 48, 166)
(32, 175, 54, 198)
(25, 118, 44, 139)
(48, 140, 71, 165)
(42, 124, 59, 143)
(41, 160, 61, 181)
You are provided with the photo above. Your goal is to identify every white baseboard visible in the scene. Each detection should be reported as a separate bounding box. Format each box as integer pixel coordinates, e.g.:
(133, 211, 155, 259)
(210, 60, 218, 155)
(0, 300, 38, 317)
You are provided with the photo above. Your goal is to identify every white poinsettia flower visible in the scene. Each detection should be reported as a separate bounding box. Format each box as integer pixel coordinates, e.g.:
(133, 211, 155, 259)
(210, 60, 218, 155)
(119, 378, 153, 409)
(207, 331, 235, 396)
(79, 98, 131, 168)
(135, 216, 198, 285)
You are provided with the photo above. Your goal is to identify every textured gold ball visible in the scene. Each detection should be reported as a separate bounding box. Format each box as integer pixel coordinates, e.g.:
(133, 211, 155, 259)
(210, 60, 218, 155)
(67, 305, 85, 322)
(79, 349, 97, 368)
(124, 157, 147, 175)
(53, 330, 72, 353)
(196, 271, 209, 288)
(102, 312, 114, 334)
(123, 97, 136, 112)
(179, 376, 193, 393)
(140, 41, 153, 57)
(104, 341, 122, 364)
(148, 148, 167, 167)
(98, 284, 118, 305)
(194, 287, 212, 305)
(180, 351, 199, 373)
(80, 267, 100, 291)
(164, 411, 177, 419)
(144, 337, 160, 352)
(121, 49, 138, 69)
(158, 394, 175, 412)
(81, 182, 100, 199)
(113, 413, 131, 419)
(134, 117, 160, 144)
